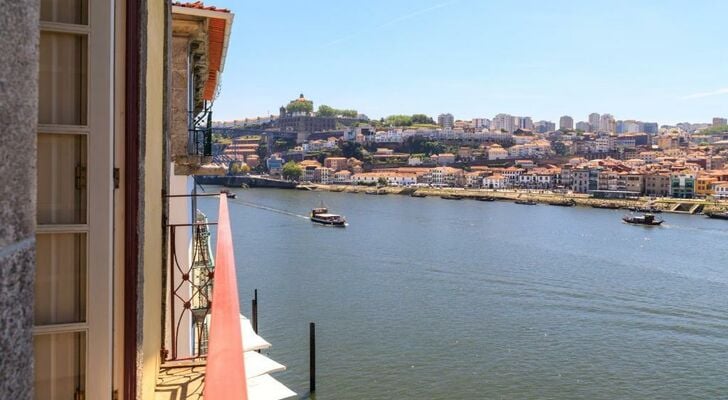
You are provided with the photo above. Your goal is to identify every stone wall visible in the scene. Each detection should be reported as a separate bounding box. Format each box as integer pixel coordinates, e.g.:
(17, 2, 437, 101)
(0, 1, 39, 399)
(170, 35, 190, 165)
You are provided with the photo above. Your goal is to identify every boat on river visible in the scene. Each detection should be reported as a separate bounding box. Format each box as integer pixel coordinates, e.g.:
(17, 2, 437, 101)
(411, 192, 427, 198)
(592, 202, 620, 209)
(220, 189, 236, 199)
(623, 213, 663, 226)
(515, 199, 537, 205)
(705, 211, 728, 220)
(310, 206, 346, 227)
(440, 194, 463, 200)
(475, 196, 495, 202)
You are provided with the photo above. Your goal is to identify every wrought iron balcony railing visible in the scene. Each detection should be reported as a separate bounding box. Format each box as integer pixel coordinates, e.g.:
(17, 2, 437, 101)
(189, 102, 213, 157)
(159, 194, 296, 400)
(165, 213, 216, 361)
(160, 195, 248, 399)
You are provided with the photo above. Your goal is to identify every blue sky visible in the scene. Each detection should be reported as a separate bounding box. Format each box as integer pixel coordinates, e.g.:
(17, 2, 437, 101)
(210, 0, 727, 124)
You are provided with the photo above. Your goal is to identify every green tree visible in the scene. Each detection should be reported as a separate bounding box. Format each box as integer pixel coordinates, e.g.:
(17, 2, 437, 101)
(230, 162, 243, 175)
(286, 99, 313, 114)
(282, 161, 303, 181)
(272, 138, 295, 152)
(397, 136, 423, 154)
(256, 142, 268, 159)
(411, 114, 434, 124)
(317, 104, 337, 117)
(340, 109, 358, 118)
(695, 125, 728, 135)
(377, 177, 388, 186)
(341, 141, 364, 159)
(230, 162, 250, 175)
(423, 141, 444, 156)
(553, 141, 569, 156)
(384, 115, 413, 127)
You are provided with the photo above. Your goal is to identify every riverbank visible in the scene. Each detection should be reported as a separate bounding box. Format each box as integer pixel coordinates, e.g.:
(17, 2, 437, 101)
(301, 184, 728, 214)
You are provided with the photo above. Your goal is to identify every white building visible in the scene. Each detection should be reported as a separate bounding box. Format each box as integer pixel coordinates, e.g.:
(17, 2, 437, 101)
(492, 113, 516, 133)
(483, 174, 506, 189)
(487, 145, 509, 160)
(713, 182, 728, 199)
(517, 116, 534, 131)
(599, 114, 615, 133)
(576, 121, 590, 131)
(472, 118, 491, 129)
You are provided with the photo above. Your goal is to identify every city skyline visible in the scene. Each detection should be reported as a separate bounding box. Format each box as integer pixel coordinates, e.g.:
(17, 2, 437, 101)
(208, 0, 727, 124)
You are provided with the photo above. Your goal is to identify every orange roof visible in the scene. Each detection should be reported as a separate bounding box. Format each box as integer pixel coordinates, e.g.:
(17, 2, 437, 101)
(173, 1, 230, 12)
(204, 17, 227, 100)
(174, 3, 231, 100)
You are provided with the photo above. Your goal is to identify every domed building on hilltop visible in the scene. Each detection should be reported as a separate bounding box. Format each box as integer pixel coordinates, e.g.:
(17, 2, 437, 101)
(277, 93, 336, 142)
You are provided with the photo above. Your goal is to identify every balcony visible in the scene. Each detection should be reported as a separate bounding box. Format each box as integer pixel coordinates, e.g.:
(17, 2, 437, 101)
(172, 101, 226, 176)
(156, 195, 295, 400)
(189, 105, 213, 158)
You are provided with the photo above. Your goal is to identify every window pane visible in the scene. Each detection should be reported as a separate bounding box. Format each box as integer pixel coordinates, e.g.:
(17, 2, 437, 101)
(35, 233, 87, 325)
(39, 32, 87, 125)
(40, 0, 87, 24)
(34, 332, 86, 400)
(37, 134, 87, 224)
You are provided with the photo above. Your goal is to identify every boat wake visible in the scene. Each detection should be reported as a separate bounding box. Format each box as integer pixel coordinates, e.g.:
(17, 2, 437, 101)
(228, 198, 309, 220)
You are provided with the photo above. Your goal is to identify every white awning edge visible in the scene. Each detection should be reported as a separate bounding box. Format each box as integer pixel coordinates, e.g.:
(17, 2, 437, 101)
(239, 314, 272, 351)
(244, 350, 286, 379)
(247, 374, 298, 400)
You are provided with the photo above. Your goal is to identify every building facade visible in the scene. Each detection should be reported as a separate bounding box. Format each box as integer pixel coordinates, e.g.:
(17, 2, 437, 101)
(559, 115, 574, 131)
(438, 113, 454, 129)
(589, 113, 601, 132)
(1, 2, 294, 400)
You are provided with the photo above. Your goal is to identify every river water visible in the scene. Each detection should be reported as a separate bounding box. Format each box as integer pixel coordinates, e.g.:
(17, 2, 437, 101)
(198, 188, 728, 399)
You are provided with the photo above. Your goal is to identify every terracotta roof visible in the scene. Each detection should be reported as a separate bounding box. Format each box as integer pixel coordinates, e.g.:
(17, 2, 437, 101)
(204, 17, 227, 100)
(173, 3, 231, 100)
(173, 1, 230, 12)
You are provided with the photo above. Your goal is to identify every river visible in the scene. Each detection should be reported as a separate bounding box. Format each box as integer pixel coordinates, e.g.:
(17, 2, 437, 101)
(198, 188, 728, 399)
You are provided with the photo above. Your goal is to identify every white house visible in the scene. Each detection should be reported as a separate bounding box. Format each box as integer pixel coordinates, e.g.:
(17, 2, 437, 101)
(483, 174, 506, 189)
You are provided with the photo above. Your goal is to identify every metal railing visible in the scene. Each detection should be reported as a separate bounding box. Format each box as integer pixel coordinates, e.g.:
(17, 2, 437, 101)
(189, 102, 213, 157)
(162, 195, 249, 399)
(166, 216, 217, 361)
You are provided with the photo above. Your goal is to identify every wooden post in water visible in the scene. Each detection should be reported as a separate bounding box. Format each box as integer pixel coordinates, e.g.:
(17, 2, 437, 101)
(309, 322, 316, 393)
(252, 289, 258, 333)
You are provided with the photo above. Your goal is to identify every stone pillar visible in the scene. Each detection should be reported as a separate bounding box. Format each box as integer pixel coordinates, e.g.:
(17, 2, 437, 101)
(171, 35, 190, 166)
(0, 1, 39, 399)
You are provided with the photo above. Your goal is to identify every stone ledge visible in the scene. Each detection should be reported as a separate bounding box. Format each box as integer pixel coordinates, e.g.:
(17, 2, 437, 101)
(174, 162, 227, 176)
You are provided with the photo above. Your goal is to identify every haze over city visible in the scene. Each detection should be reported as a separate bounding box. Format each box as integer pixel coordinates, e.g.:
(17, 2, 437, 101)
(211, 0, 728, 124)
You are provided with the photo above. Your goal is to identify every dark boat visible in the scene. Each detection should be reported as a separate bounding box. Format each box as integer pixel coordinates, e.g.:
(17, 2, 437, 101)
(441, 194, 463, 200)
(310, 206, 346, 227)
(475, 196, 496, 202)
(705, 211, 728, 220)
(515, 199, 537, 205)
(548, 199, 576, 207)
(622, 213, 663, 226)
(592, 202, 620, 209)
(411, 192, 427, 198)
(220, 189, 236, 199)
